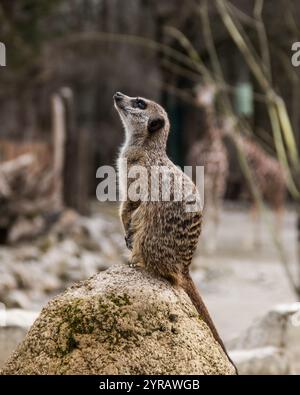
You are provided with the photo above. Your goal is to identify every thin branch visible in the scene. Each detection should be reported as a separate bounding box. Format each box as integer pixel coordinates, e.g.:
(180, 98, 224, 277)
(216, 0, 300, 195)
(253, 0, 272, 83)
(226, 1, 257, 27)
(161, 58, 201, 83)
(35, 31, 207, 83)
(199, 0, 238, 116)
(216, 0, 270, 92)
(163, 25, 213, 82)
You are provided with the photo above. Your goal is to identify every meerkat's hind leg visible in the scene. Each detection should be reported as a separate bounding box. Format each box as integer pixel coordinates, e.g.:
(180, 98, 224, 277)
(204, 204, 218, 254)
(244, 203, 262, 249)
(125, 227, 134, 250)
(274, 206, 284, 241)
(209, 201, 221, 253)
(252, 204, 263, 249)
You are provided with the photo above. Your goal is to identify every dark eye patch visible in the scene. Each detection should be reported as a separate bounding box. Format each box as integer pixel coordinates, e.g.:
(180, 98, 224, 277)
(132, 98, 147, 110)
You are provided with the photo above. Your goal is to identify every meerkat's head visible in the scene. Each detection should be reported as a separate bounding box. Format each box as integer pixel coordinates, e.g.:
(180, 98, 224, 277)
(113, 92, 170, 149)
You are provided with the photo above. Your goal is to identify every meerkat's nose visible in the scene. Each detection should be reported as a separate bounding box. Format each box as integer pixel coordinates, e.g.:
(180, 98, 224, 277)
(114, 92, 124, 102)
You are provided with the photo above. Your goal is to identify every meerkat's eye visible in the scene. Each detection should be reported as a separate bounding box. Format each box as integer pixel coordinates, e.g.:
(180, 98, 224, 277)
(133, 98, 147, 110)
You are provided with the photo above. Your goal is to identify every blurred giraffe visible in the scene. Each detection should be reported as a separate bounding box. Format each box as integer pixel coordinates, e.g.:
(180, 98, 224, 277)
(223, 118, 286, 247)
(187, 84, 229, 252)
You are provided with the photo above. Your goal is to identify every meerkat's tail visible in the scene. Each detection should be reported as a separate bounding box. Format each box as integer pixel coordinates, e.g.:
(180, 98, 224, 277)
(182, 273, 238, 374)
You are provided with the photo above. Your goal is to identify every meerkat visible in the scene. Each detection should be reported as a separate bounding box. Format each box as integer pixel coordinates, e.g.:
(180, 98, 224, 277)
(188, 84, 229, 252)
(223, 118, 286, 246)
(114, 91, 237, 373)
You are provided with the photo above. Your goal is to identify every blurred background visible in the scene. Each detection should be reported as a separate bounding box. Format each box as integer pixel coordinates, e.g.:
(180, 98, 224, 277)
(0, 0, 300, 374)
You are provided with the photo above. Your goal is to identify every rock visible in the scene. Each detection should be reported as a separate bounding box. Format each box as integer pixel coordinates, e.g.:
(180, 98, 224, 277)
(0, 309, 38, 368)
(0, 209, 122, 310)
(229, 303, 300, 374)
(0, 264, 235, 375)
(4, 290, 32, 309)
(42, 239, 109, 283)
(229, 347, 290, 375)
(14, 245, 39, 262)
(229, 303, 300, 350)
(11, 263, 61, 294)
(0, 272, 17, 299)
(285, 306, 300, 374)
(8, 216, 45, 244)
(52, 209, 79, 235)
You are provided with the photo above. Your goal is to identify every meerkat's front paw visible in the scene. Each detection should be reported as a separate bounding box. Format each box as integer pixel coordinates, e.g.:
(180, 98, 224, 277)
(127, 260, 137, 268)
(128, 256, 144, 269)
(128, 261, 137, 268)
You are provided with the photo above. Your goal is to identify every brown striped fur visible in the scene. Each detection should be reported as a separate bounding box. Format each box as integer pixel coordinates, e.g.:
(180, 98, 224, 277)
(114, 92, 237, 373)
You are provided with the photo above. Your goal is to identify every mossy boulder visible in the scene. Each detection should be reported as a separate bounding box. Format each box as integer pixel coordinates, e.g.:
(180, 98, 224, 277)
(1, 264, 235, 375)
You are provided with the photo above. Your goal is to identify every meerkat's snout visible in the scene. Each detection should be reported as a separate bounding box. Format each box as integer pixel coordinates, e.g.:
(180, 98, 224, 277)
(113, 91, 125, 103)
(113, 92, 127, 111)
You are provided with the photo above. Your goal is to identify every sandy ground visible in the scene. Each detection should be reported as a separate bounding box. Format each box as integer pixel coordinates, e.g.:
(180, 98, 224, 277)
(192, 205, 298, 344)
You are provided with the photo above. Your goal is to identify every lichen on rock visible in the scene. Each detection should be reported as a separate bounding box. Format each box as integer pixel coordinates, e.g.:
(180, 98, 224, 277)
(1, 264, 236, 375)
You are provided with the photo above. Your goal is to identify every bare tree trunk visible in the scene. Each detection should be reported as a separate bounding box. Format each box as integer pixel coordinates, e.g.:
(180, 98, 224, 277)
(77, 128, 91, 215)
(60, 87, 90, 215)
(51, 93, 66, 210)
(60, 87, 80, 211)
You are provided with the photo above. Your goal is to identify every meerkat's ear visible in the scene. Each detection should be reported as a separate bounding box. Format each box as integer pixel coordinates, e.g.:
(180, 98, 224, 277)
(148, 117, 165, 133)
